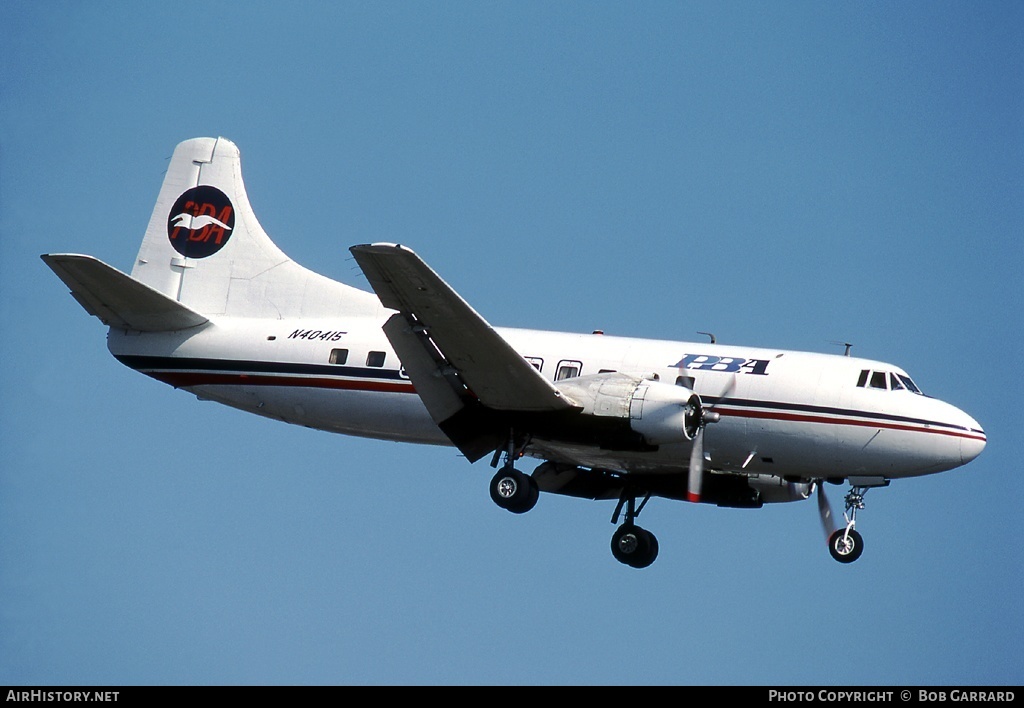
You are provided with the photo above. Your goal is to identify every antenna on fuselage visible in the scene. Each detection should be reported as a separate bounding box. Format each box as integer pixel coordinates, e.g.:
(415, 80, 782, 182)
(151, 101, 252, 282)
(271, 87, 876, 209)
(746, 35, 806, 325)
(830, 341, 853, 356)
(698, 331, 716, 344)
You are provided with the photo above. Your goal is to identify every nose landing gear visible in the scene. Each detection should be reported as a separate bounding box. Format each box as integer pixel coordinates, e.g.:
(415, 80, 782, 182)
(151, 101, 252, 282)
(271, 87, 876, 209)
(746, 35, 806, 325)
(828, 527, 864, 563)
(827, 486, 868, 563)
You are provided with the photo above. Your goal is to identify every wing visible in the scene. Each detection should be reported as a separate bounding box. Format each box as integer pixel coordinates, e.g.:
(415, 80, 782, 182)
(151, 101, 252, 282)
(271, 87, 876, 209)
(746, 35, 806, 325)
(350, 243, 580, 461)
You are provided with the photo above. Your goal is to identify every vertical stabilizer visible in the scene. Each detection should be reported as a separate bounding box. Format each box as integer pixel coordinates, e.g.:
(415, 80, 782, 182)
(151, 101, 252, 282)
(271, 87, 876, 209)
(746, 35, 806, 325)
(131, 137, 380, 319)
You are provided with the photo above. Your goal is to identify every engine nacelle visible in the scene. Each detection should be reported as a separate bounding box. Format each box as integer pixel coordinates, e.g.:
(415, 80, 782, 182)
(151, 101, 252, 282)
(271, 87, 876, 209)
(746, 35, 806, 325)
(629, 381, 702, 445)
(748, 475, 813, 503)
(554, 373, 702, 447)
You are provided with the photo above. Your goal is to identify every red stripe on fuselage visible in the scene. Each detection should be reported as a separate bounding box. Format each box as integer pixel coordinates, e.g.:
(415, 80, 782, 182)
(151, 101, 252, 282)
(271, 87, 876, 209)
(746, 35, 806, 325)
(145, 370, 416, 394)
(714, 406, 986, 442)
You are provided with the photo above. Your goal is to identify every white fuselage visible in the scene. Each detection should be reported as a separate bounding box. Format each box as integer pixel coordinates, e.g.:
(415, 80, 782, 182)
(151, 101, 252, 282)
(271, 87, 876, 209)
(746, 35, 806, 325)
(107, 315, 987, 486)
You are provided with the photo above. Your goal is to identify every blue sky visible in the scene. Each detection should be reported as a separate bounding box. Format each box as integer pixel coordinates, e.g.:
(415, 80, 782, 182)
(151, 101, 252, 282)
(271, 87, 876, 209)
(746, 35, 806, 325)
(2, 1, 1021, 686)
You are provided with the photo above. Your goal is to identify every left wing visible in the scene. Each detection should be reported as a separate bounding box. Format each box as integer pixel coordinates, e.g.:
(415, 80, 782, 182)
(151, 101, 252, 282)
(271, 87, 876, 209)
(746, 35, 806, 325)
(350, 243, 580, 460)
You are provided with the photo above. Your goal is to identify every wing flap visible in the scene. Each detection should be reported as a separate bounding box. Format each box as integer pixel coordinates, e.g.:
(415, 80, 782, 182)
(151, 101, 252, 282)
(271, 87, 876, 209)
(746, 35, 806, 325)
(381, 312, 465, 422)
(41, 254, 209, 332)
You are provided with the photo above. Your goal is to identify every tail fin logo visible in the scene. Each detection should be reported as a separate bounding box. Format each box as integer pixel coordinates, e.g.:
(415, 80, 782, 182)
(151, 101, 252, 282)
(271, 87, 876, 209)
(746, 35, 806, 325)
(166, 186, 235, 258)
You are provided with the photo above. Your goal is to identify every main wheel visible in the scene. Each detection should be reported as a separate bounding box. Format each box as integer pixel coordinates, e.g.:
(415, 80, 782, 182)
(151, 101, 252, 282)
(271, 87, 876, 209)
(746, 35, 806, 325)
(611, 524, 658, 568)
(489, 467, 538, 514)
(828, 528, 864, 563)
(633, 529, 658, 569)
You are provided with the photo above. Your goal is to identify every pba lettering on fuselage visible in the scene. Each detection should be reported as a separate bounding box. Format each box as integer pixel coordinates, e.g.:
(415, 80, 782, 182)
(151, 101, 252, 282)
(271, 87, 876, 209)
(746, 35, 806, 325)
(671, 353, 770, 375)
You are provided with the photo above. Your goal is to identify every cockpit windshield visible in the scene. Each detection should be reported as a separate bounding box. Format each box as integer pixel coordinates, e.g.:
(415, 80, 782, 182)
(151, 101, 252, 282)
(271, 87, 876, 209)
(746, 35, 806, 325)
(856, 369, 923, 394)
(897, 373, 922, 394)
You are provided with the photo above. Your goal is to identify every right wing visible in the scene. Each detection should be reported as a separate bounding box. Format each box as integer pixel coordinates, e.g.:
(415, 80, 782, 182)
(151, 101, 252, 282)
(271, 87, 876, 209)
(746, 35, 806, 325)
(350, 243, 580, 460)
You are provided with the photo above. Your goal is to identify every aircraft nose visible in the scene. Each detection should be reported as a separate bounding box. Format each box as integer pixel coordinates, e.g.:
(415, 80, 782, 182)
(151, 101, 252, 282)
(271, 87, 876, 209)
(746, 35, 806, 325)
(959, 414, 986, 465)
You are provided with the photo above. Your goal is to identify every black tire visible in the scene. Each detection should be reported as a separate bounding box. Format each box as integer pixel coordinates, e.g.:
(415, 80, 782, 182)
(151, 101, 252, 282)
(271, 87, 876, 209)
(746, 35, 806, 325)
(489, 467, 537, 514)
(526, 474, 539, 508)
(828, 528, 864, 563)
(640, 530, 659, 568)
(611, 524, 658, 568)
(611, 524, 640, 564)
(628, 528, 659, 569)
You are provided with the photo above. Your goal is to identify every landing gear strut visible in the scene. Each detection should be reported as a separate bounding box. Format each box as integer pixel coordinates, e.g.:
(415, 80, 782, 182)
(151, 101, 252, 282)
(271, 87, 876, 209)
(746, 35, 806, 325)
(610, 492, 659, 568)
(488, 432, 538, 514)
(828, 486, 868, 563)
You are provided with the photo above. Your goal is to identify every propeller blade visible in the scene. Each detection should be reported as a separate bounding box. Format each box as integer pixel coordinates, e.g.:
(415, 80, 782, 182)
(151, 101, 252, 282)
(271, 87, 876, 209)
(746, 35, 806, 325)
(706, 373, 737, 413)
(816, 482, 837, 540)
(687, 427, 704, 502)
(681, 372, 733, 505)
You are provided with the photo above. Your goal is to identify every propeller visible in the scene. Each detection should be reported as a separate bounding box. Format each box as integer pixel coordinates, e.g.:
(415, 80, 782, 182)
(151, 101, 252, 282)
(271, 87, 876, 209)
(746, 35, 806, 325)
(687, 422, 706, 502)
(684, 375, 733, 503)
(816, 481, 838, 541)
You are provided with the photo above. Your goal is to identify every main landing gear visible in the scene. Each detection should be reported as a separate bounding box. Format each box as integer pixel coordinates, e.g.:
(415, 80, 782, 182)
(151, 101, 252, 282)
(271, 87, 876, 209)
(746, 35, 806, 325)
(826, 485, 869, 564)
(488, 433, 538, 515)
(610, 492, 659, 569)
(489, 465, 538, 514)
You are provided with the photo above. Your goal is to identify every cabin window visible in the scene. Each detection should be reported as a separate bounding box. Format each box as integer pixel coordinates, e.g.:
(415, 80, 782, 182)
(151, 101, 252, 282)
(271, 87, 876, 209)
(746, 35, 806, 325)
(329, 348, 349, 365)
(599, 368, 617, 374)
(869, 371, 888, 389)
(555, 360, 582, 380)
(525, 357, 544, 372)
(366, 351, 386, 368)
(676, 375, 695, 388)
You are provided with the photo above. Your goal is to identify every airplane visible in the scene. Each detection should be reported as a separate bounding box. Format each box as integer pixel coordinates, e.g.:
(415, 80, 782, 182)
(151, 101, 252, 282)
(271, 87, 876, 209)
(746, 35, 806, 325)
(42, 137, 987, 568)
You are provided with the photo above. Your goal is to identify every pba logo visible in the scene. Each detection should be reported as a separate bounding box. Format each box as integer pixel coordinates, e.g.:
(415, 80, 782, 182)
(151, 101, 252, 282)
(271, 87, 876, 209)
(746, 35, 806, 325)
(166, 186, 235, 258)
(671, 353, 770, 376)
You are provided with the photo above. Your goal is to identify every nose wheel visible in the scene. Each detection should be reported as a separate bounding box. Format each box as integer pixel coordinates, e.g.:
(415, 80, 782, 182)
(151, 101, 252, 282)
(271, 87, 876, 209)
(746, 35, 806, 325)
(828, 527, 864, 563)
(825, 485, 869, 563)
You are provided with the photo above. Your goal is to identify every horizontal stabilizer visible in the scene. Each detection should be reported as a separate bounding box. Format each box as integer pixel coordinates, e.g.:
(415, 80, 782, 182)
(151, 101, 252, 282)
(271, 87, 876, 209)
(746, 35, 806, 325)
(41, 254, 209, 332)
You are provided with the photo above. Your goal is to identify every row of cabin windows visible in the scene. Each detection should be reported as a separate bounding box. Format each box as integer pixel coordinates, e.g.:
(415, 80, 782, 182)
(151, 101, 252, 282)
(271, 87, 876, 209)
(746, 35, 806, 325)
(526, 357, 584, 380)
(327, 348, 697, 389)
(330, 348, 386, 368)
(529, 357, 695, 389)
(333, 350, 588, 377)
(325, 349, 924, 398)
